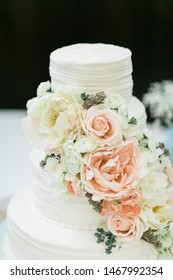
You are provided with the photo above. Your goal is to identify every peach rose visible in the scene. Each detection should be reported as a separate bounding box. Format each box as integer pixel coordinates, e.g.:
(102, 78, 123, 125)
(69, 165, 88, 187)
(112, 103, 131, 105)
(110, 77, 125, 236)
(100, 201, 118, 216)
(118, 204, 140, 218)
(120, 189, 140, 204)
(118, 189, 141, 218)
(67, 180, 82, 196)
(107, 213, 148, 242)
(82, 105, 122, 145)
(82, 140, 143, 201)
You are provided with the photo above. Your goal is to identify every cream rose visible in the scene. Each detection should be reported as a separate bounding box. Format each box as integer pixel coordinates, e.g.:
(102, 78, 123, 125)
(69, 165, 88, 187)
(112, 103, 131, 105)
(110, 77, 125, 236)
(81, 140, 144, 201)
(107, 213, 148, 242)
(82, 105, 122, 145)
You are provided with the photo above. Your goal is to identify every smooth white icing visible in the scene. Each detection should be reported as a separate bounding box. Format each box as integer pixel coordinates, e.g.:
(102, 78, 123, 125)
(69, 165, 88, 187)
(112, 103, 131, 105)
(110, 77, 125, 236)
(50, 44, 133, 100)
(31, 150, 103, 229)
(4, 189, 158, 260)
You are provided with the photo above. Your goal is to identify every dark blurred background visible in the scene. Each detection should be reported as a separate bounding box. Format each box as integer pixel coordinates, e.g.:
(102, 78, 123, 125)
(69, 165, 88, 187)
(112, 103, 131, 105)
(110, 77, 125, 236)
(1, 0, 173, 109)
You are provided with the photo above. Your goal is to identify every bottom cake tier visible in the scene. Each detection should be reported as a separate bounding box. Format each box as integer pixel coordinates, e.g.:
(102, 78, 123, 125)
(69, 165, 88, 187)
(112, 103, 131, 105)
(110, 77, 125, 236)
(4, 189, 162, 260)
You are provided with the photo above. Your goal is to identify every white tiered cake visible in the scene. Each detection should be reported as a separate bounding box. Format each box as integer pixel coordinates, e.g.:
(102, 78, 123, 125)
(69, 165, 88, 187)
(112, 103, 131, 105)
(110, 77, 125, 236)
(4, 44, 173, 259)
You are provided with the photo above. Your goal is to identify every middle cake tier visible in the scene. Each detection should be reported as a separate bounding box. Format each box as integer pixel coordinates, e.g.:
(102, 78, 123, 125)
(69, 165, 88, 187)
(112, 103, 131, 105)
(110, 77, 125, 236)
(31, 96, 147, 229)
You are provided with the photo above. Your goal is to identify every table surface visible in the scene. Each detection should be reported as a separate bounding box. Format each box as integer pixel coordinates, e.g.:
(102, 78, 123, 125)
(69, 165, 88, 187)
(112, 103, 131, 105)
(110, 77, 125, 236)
(0, 109, 169, 259)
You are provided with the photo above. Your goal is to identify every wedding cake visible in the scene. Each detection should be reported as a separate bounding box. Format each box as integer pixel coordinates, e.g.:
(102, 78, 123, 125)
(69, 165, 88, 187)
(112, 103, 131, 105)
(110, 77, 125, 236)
(4, 43, 173, 259)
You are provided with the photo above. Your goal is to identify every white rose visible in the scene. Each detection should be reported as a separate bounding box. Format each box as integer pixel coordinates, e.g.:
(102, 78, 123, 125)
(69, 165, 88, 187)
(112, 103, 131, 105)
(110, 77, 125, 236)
(67, 151, 82, 175)
(142, 150, 159, 164)
(37, 81, 51, 96)
(74, 136, 97, 153)
(63, 141, 75, 157)
(105, 94, 128, 117)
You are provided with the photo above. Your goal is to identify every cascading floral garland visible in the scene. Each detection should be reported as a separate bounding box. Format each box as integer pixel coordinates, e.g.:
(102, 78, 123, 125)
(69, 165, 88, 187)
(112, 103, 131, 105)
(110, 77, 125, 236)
(23, 81, 173, 258)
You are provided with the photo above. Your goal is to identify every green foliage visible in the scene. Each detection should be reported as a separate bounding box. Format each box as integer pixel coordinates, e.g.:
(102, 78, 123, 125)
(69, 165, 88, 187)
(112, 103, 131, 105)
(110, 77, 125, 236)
(94, 228, 118, 254)
(128, 116, 137, 126)
(81, 92, 89, 101)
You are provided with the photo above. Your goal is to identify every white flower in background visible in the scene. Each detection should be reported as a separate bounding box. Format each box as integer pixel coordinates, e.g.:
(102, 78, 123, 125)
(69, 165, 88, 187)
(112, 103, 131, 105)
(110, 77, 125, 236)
(74, 136, 98, 153)
(23, 89, 83, 153)
(37, 81, 51, 96)
(143, 80, 173, 126)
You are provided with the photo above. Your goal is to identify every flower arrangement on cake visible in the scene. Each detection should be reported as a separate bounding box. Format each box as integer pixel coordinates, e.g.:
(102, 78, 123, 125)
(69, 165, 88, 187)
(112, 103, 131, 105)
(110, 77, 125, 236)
(143, 80, 173, 162)
(23, 81, 173, 258)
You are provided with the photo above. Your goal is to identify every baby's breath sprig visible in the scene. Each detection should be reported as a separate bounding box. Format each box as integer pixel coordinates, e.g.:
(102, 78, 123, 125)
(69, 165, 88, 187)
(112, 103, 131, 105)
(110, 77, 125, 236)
(40, 153, 61, 168)
(95, 228, 118, 254)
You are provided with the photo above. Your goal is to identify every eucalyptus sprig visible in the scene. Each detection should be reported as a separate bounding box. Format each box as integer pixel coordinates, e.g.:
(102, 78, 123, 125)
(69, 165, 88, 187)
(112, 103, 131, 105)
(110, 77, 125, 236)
(94, 228, 118, 254)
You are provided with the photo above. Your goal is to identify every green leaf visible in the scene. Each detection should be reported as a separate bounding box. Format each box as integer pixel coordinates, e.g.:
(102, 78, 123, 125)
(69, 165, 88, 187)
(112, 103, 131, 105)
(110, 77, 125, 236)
(128, 117, 137, 126)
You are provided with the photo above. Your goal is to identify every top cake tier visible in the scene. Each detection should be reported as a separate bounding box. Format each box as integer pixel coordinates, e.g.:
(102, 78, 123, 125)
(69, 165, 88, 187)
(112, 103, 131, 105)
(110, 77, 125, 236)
(49, 43, 133, 100)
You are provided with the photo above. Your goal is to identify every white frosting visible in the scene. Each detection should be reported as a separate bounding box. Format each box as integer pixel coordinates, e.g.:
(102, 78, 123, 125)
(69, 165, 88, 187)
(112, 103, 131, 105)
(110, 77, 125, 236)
(31, 149, 103, 229)
(50, 43, 133, 100)
(4, 189, 158, 260)
(4, 43, 150, 260)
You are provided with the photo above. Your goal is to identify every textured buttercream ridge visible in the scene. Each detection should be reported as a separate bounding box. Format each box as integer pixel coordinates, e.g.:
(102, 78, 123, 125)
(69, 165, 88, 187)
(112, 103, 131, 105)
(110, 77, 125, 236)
(50, 43, 132, 64)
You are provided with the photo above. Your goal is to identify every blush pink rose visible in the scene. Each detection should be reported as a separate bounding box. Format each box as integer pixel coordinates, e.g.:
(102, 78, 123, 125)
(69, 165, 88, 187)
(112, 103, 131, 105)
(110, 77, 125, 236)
(82, 105, 122, 145)
(82, 140, 143, 201)
(118, 204, 140, 218)
(107, 213, 148, 242)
